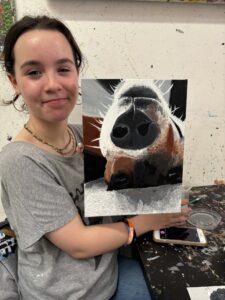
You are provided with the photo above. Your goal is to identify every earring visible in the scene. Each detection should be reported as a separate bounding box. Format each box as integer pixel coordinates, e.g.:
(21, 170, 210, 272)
(12, 93, 26, 112)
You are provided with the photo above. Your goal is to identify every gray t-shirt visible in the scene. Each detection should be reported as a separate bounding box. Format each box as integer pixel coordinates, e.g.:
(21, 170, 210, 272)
(0, 125, 117, 300)
(0, 251, 19, 300)
(0, 228, 19, 300)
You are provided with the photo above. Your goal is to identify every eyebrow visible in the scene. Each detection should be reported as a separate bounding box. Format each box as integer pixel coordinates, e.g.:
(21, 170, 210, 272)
(20, 58, 75, 69)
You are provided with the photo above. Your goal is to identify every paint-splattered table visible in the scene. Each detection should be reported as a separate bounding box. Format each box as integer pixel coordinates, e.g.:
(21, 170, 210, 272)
(136, 185, 225, 300)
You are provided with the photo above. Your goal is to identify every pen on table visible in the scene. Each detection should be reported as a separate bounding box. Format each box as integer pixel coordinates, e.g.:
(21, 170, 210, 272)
(181, 197, 202, 209)
(190, 197, 202, 205)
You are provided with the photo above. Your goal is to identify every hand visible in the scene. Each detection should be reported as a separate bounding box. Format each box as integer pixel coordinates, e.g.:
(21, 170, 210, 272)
(132, 200, 192, 236)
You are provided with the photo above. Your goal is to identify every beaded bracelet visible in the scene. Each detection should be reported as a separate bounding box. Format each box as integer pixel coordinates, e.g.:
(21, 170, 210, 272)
(122, 218, 137, 246)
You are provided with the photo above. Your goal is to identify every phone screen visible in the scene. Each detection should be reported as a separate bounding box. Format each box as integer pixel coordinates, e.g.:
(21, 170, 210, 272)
(159, 227, 200, 242)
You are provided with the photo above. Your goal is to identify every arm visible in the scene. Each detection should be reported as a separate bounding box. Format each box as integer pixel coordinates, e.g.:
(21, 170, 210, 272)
(46, 199, 191, 259)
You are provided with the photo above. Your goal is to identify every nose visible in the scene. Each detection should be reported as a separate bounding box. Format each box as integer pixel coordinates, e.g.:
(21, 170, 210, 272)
(44, 72, 62, 92)
(110, 106, 160, 150)
(107, 172, 133, 191)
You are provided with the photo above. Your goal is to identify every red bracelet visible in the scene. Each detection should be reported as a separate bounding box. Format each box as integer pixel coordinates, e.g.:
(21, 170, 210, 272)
(122, 218, 136, 246)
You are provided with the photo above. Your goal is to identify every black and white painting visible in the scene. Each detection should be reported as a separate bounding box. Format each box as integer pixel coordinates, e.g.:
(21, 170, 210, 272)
(82, 79, 188, 216)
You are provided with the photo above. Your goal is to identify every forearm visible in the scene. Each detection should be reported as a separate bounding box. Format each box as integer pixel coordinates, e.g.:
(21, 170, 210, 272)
(47, 215, 129, 259)
(74, 221, 129, 258)
(47, 204, 191, 259)
(70, 214, 173, 258)
(68, 216, 159, 258)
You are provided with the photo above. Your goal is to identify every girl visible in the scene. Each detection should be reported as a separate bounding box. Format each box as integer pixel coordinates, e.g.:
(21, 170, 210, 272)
(0, 15, 191, 299)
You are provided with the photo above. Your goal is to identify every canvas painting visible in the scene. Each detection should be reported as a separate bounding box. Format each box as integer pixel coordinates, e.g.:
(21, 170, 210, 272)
(82, 79, 188, 216)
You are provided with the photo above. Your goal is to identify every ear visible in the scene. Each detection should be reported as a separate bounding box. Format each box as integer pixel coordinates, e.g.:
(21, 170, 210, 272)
(7, 73, 20, 94)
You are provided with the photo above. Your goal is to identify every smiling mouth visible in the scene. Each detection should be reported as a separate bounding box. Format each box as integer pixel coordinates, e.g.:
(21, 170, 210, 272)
(43, 98, 67, 104)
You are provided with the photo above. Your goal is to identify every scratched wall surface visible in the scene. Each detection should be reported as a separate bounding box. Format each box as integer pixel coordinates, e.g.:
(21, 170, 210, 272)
(0, 0, 225, 219)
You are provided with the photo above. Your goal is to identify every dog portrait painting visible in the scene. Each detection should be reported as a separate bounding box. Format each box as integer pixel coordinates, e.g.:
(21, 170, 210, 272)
(82, 79, 188, 217)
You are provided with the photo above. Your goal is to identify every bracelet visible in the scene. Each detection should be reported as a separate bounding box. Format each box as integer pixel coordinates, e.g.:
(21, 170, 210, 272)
(121, 218, 137, 246)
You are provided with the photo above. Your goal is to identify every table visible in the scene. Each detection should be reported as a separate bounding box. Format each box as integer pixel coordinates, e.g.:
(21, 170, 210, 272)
(136, 185, 225, 300)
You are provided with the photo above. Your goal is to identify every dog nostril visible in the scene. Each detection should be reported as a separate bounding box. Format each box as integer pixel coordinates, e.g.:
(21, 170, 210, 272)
(107, 172, 132, 191)
(137, 122, 150, 136)
(111, 107, 160, 150)
(112, 124, 129, 139)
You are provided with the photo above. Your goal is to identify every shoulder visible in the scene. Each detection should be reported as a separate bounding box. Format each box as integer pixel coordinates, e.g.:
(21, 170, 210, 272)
(0, 142, 41, 163)
(0, 142, 51, 179)
(0, 142, 25, 170)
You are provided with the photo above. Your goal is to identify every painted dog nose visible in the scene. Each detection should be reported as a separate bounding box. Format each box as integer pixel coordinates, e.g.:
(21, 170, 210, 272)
(111, 107, 160, 150)
(107, 172, 133, 191)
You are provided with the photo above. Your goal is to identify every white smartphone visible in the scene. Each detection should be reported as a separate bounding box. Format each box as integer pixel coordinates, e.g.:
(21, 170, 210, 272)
(153, 226, 207, 247)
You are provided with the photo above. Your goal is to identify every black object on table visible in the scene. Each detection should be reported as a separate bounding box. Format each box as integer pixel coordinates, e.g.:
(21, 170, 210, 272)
(136, 185, 225, 300)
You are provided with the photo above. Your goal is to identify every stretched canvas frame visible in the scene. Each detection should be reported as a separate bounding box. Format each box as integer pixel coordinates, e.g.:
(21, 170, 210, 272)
(82, 79, 188, 217)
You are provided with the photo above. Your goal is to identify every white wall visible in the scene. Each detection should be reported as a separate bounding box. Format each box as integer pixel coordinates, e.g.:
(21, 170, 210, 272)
(0, 0, 225, 219)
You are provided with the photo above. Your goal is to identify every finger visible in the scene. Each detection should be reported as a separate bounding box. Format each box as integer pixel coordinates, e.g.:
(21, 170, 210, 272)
(163, 220, 187, 229)
(181, 199, 189, 206)
(170, 221, 187, 228)
(181, 206, 192, 215)
(171, 217, 188, 227)
(171, 215, 188, 224)
(177, 220, 187, 225)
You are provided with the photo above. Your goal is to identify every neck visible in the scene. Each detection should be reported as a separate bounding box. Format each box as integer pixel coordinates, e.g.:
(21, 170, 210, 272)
(27, 117, 68, 145)
(23, 118, 77, 156)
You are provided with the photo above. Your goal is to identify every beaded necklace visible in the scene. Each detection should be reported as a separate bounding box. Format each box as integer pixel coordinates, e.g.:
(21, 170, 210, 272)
(24, 123, 75, 155)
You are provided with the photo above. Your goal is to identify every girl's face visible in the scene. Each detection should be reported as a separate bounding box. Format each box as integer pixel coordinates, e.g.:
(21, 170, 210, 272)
(9, 29, 79, 124)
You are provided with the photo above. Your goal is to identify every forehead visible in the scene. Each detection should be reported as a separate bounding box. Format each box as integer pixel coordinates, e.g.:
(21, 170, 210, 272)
(13, 29, 74, 63)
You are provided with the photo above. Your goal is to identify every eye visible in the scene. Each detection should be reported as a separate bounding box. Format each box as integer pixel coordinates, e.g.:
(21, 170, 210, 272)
(58, 67, 70, 74)
(26, 70, 42, 78)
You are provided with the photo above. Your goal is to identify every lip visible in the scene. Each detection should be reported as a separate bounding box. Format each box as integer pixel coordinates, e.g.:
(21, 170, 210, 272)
(42, 98, 68, 106)
(43, 98, 67, 103)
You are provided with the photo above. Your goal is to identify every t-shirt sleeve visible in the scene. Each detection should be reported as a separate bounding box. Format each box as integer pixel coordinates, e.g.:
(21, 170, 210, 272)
(1, 154, 78, 250)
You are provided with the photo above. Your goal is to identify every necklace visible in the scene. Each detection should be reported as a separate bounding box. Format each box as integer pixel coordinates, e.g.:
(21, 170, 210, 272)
(24, 123, 76, 155)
